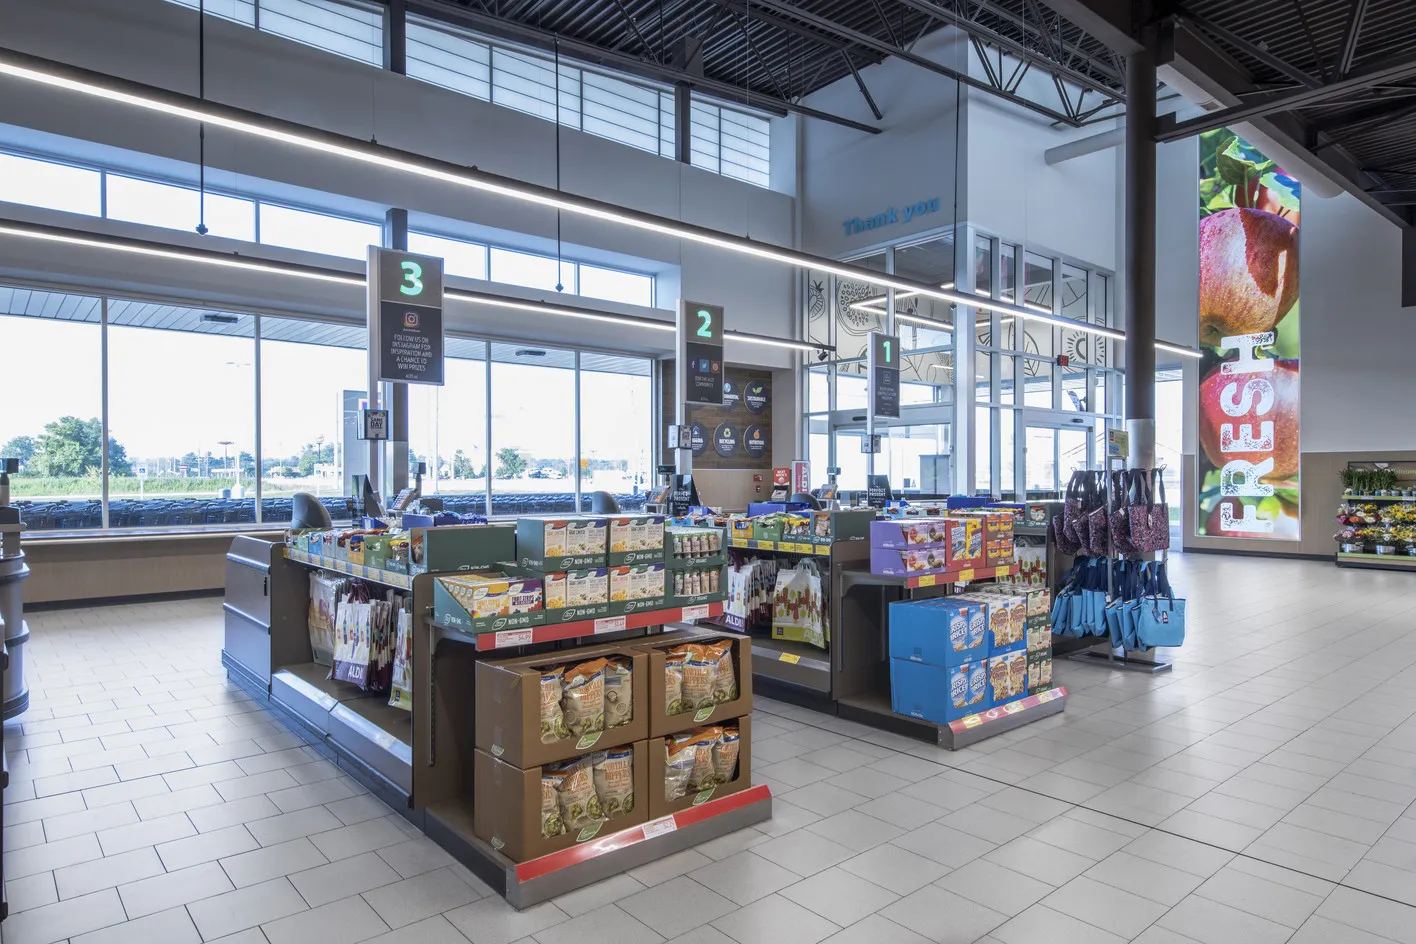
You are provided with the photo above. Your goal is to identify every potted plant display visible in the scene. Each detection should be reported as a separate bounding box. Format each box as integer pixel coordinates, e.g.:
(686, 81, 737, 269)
(1340, 468, 1356, 496)
(1375, 529, 1398, 555)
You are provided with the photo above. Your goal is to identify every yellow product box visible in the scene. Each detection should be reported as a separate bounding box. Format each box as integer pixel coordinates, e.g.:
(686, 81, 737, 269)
(439, 572, 544, 619)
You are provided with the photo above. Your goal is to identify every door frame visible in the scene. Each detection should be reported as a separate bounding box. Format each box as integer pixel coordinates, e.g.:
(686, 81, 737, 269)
(1016, 409, 1104, 498)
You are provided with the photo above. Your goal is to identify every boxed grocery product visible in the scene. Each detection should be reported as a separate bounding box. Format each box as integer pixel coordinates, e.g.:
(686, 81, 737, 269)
(811, 508, 876, 543)
(669, 565, 724, 605)
(668, 528, 723, 562)
(991, 650, 1028, 703)
(516, 518, 609, 571)
(410, 524, 517, 575)
(985, 583, 1050, 618)
(957, 593, 1024, 654)
(890, 657, 989, 723)
(888, 599, 986, 666)
(606, 516, 666, 566)
(473, 740, 648, 862)
(752, 516, 784, 543)
(1026, 650, 1050, 694)
(973, 589, 1026, 637)
(1028, 651, 1053, 693)
(870, 518, 951, 549)
(949, 517, 985, 568)
(636, 632, 752, 736)
(869, 545, 951, 577)
(537, 568, 611, 622)
(475, 646, 649, 767)
(728, 518, 755, 543)
(651, 716, 752, 817)
(433, 572, 545, 634)
(1026, 618, 1052, 654)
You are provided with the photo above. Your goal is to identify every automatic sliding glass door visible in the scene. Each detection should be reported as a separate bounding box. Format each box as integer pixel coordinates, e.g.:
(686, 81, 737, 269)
(1018, 411, 1097, 499)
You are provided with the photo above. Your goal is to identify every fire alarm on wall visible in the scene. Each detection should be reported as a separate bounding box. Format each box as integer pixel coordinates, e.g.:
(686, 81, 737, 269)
(1055, 354, 1070, 367)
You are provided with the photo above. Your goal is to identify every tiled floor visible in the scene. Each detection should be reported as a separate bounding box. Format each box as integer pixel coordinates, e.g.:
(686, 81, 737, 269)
(6, 555, 1416, 943)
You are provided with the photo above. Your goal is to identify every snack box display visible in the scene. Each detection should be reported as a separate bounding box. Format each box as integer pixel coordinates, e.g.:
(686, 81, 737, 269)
(956, 593, 1024, 654)
(888, 598, 987, 666)
(752, 517, 784, 543)
(433, 572, 546, 635)
(650, 715, 752, 817)
(605, 516, 666, 566)
(890, 657, 990, 723)
(516, 518, 609, 571)
(728, 518, 755, 542)
(608, 564, 668, 615)
(969, 590, 1027, 641)
(410, 523, 517, 576)
(988, 651, 1029, 704)
(1027, 651, 1054, 695)
(949, 517, 985, 568)
(869, 545, 951, 577)
(473, 740, 649, 863)
(870, 518, 953, 549)
(633, 632, 752, 736)
(809, 508, 876, 544)
(474, 646, 649, 768)
(985, 583, 1051, 618)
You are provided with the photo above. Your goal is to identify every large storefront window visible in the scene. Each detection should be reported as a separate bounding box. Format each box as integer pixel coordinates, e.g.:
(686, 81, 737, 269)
(0, 285, 654, 532)
(0, 289, 105, 530)
(259, 319, 367, 523)
(107, 307, 257, 526)
(580, 354, 652, 511)
(408, 339, 489, 515)
(491, 344, 576, 515)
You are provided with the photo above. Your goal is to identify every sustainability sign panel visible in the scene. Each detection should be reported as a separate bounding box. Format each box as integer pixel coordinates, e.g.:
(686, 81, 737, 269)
(1196, 129, 1300, 539)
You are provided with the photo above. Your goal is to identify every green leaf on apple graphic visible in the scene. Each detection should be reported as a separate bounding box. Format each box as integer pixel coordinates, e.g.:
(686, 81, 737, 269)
(1272, 304, 1300, 358)
(1217, 135, 1276, 192)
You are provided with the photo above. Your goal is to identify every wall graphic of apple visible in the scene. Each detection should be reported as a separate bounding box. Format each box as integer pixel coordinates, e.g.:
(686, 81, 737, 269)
(1199, 208, 1299, 347)
(1199, 358, 1299, 480)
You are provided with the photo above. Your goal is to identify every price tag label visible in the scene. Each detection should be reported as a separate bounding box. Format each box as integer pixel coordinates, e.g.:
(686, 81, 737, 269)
(643, 816, 678, 839)
(682, 605, 711, 621)
(494, 628, 534, 648)
(730, 539, 748, 548)
(958, 569, 975, 583)
(594, 616, 628, 635)
(779, 652, 801, 664)
(916, 575, 936, 588)
(760, 541, 776, 551)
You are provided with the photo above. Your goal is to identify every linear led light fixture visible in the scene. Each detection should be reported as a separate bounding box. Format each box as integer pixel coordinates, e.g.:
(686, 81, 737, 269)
(0, 51, 1198, 360)
(0, 218, 831, 353)
(1155, 340, 1203, 359)
(0, 51, 1134, 343)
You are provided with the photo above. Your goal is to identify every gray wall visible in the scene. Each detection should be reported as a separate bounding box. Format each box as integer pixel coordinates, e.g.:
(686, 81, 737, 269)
(0, 0, 800, 366)
(798, 31, 967, 260)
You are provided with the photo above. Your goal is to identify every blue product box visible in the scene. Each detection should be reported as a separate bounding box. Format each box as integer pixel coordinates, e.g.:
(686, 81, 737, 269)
(888, 599, 986, 666)
(890, 658, 991, 723)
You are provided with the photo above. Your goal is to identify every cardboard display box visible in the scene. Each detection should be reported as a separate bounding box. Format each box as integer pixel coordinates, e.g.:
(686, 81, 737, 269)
(649, 715, 752, 818)
(604, 515, 667, 567)
(870, 518, 952, 549)
(516, 518, 609, 571)
(410, 524, 517, 575)
(473, 740, 649, 863)
(634, 631, 752, 736)
(433, 573, 546, 635)
(475, 647, 649, 768)
(890, 658, 990, 723)
(888, 598, 988, 666)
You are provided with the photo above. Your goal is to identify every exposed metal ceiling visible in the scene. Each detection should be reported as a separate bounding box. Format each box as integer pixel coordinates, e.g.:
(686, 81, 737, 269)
(1170, 0, 1416, 221)
(407, 0, 1130, 128)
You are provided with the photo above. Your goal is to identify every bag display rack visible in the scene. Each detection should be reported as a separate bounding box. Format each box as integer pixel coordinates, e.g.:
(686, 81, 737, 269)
(222, 532, 770, 908)
(1052, 464, 1182, 674)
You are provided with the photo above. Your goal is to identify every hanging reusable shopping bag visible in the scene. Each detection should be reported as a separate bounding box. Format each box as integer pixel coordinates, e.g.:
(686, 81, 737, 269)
(1110, 471, 1139, 555)
(1129, 469, 1172, 554)
(772, 562, 827, 650)
(1059, 471, 1088, 549)
(1134, 561, 1185, 648)
(332, 586, 374, 688)
(388, 607, 413, 711)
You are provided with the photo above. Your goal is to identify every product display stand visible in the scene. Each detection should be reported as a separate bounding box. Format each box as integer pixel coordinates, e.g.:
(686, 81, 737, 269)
(732, 539, 869, 699)
(1069, 460, 1174, 675)
(832, 562, 1067, 747)
(1334, 462, 1416, 570)
(224, 534, 770, 907)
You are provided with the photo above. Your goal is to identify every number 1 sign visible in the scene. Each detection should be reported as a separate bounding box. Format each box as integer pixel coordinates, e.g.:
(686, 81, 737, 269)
(868, 331, 900, 419)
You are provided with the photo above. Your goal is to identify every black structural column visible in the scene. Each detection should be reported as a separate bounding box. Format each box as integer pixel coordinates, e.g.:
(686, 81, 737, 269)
(1124, 22, 1158, 469)
(384, 209, 411, 493)
(674, 81, 692, 164)
(384, 0, 407, 75)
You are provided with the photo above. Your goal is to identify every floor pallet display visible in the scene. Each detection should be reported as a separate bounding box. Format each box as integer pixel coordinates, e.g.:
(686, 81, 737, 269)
(222, 517, 770, 907)
(1335, 462, 1416, 570)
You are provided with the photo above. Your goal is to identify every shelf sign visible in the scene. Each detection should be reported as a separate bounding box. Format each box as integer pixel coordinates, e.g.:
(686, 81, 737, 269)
(1105, 428, 1129, 459)
(372, 247, 445, 385)
(867, 331, 900, 419)
(679, 300, 724, 406)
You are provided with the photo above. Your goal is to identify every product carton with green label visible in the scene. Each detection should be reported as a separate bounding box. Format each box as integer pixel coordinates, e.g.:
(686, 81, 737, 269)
(516, 517, 609, 570)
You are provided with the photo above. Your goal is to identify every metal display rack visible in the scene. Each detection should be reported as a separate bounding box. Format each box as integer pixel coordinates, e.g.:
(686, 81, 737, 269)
(222, 537, 768, 905)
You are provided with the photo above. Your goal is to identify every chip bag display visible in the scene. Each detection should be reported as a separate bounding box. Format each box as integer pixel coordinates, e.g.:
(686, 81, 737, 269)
(561, 658, 608, 737)
(713, 726, 741, 785)
(556, 759, 602, 831)
(664, 736, 696, 801)
(541, 772, 565, 838)
(603, 657, 633, 729)
(539, 666, 569, 744)
(591, 747, 635, 817)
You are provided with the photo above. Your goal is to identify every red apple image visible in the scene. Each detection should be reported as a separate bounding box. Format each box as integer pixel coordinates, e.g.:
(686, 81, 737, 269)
(1199, 208, 1299, 347)
(1199, 359, 1299, 480)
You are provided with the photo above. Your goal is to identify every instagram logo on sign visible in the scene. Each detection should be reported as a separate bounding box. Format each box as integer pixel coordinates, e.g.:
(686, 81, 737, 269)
(403, 311, 420, 329)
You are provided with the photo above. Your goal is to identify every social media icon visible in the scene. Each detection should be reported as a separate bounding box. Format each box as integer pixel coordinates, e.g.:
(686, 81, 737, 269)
(403, 311, 420, 329)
